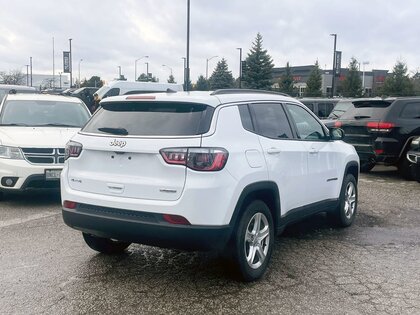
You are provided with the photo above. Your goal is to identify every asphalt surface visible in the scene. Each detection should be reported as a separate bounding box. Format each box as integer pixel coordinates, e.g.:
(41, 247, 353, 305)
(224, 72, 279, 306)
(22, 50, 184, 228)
(0, 166, 419, 314)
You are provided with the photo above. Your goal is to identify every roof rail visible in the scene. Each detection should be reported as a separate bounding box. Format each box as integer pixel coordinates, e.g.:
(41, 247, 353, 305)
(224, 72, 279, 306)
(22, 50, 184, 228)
(210, 89, 291, 97)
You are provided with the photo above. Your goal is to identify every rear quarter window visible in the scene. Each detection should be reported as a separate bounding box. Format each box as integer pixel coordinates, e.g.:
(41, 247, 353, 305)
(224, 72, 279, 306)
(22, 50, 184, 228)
(82, 101, 214, 136)
(400, 102, 420, 119)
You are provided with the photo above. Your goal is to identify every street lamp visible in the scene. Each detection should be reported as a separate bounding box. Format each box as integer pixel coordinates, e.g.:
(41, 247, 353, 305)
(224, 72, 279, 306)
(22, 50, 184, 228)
(206, 55, 218, 80)
(135, 55, 149, 81)
(330, 33, 337, 97)
(78, 59, 83, 88)
(118, 66, 121, 79)
(69, 38, 72, 88)
(59, 72, 62, 89)
(182, 57, 186, 89)
(162, 64, 173, 76)
(362, 61, 370, 95)
(25, 64, 29, 86)
(145, 62, 149, 81)
(186, 0, 190, 91)
(236, 48, 242, 88)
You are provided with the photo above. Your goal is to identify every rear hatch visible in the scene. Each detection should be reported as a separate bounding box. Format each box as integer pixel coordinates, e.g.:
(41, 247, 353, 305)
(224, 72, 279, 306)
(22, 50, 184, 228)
(67, 100, 214, 201)
(335, 99, 393, 153)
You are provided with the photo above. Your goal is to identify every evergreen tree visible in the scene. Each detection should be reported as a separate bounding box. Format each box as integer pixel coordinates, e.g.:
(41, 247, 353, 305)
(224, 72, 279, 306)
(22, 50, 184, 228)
(305, 61, 322, 97)
(195, 75, 209, 91)
(242, 33, 274, 90)
(81, 76, 103, 88)
(209, 58, 234, 90)
(381, 61, 414, 96)
(341, 57, 363, 97)
(278, 62, 294, 95)
(137, 73, 158, 82)
(167, 74, 176, 83)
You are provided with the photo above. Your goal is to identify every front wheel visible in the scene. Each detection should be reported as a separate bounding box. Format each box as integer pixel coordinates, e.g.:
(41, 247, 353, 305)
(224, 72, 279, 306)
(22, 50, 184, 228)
(330, 174, 358, 227)
(231, 200, 274, 282)
(82, 233, 131, 254)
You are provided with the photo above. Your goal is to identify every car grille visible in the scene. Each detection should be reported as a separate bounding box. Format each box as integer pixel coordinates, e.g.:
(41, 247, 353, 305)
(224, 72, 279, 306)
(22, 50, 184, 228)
(21, 148, 65, 165)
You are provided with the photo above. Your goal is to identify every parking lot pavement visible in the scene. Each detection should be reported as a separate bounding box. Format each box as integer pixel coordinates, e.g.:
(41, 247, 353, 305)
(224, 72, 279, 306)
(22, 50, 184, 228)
(0, 167, 419, 314)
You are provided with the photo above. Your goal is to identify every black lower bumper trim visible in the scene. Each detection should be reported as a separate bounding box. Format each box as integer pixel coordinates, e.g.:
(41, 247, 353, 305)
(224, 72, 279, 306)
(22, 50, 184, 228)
(62, 207, 232, 251)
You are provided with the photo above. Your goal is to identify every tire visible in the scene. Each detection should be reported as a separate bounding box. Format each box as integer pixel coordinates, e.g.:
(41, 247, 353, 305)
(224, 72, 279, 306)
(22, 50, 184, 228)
(330, 174, 358, 227)
(398, 158, 414, 180)
(231, 200, 274, 282)
(360, 161, 375, 173)
(82, 233, 131, 254)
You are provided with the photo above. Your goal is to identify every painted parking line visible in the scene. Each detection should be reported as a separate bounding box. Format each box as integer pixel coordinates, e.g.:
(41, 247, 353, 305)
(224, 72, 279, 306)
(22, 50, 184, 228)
(0, 211, 59, 228)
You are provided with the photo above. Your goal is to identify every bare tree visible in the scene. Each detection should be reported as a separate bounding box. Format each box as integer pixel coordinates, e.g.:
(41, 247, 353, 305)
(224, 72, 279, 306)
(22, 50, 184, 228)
(0, 69, 25, 85)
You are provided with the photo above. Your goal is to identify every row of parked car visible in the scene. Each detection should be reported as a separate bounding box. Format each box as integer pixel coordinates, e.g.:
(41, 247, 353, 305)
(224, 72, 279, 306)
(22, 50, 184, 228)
(300, 97, 420, 182)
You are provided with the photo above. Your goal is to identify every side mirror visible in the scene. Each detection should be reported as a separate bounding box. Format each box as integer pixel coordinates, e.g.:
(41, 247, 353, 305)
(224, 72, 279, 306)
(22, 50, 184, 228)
(330, 128, 344, 140)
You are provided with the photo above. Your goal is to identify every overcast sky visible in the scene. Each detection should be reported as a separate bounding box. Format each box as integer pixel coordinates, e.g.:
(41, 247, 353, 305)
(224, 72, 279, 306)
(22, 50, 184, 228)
(1, 0, 419, 85)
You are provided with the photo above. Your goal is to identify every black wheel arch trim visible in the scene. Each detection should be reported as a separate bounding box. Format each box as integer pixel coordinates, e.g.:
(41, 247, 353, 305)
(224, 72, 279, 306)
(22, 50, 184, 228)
(344, 160, 360, 182)
(229, 181, 281, 234)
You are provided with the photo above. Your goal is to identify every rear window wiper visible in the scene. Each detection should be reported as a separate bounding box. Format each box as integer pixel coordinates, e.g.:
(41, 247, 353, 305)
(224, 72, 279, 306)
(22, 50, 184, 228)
(354, 115, 371, 119)
(98, 127, 129, 135)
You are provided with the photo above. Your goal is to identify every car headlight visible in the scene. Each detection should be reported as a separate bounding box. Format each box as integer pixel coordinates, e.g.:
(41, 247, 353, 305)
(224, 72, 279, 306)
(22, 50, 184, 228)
(0, 145, 24, 159)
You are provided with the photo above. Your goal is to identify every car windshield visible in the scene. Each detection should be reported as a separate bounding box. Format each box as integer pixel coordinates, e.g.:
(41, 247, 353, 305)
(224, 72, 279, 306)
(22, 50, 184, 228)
(0, 100, 90, 127)
(95, 85, 110, 99)
(82, 101, 214, 136)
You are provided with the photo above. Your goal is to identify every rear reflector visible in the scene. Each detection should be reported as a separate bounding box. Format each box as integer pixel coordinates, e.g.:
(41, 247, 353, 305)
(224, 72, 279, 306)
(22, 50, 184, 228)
(163, 214, 191, 225)
(374, 149, 384, 155)
(334, 121, 342, 128)
(63, 200, 77, 209)
(125, 95, 156, 100)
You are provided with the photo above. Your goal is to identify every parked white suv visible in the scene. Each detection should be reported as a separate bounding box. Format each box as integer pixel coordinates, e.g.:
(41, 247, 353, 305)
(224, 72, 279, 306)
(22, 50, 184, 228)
(0, 94, 90, 197)
(61, 90, 359, 281)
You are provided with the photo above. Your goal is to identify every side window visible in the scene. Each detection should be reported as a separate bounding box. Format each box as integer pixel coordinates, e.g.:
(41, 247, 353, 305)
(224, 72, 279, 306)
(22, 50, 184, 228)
(238, 104, 254, 132)
(318, 103, 334, 118)
(286, 103, 326, 140)
(103, 88, 120, 98)
(249, 103, 293, 139)
(400, 102, 420, 119)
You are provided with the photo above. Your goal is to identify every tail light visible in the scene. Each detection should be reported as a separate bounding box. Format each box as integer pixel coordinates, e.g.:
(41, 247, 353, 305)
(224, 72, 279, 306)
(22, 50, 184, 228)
(65, 141, 83, 160)
(334, 121, 342, 128)
(160, 147, 228, 171)
(366, 122, 395, 133)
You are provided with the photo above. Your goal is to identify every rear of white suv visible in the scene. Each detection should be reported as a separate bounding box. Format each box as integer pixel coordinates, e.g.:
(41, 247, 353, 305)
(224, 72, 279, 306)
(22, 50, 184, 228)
(62, 90, 359, 281)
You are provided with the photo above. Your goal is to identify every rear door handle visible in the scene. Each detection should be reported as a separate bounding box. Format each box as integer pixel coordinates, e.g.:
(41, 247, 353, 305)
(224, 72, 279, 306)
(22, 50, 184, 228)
(267, 148, 282, 155)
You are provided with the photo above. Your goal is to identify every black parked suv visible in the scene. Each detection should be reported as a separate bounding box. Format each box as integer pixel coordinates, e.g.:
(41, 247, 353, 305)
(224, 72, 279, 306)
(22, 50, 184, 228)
(407, 136, 420, 182)
(334, 98, 420, 177)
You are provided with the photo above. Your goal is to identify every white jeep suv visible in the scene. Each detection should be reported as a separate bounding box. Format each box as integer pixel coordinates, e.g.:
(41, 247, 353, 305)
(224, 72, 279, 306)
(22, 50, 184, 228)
(61, 90, 359, 281)
(0, 93, 90, 197)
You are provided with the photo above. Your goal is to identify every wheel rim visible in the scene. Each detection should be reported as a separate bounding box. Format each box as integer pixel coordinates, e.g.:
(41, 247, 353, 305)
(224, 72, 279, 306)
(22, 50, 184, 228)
(344, 181, 357, 219)
(244, 212, 270, 269)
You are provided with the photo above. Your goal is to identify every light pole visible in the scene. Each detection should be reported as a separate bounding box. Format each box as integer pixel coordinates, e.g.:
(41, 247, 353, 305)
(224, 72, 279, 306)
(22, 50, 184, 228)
(145, 62, 149, 81)
(162, 64, 173, 76)
(236, 48, 242, 88)
(186, 0, 190, 91)
(206, 55, 218, 80)
(25, 64, 29, 86)
(59, 72, 62, 89)
(78, 59, 83, 88)
(30, 57, 33, 87)
(69, 38, 73, 88)
(330, 33, 337, 98)
(135, 55, 149, 81)
(182, 57, 186, 89)
(118, 66, 121, 79)
(362, 61, 370, 95)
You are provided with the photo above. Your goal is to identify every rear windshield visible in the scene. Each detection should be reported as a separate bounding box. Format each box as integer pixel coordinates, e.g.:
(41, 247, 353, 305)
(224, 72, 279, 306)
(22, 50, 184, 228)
(339, 100, 392, 120)
(328, 101, 353, 119)
(82, 101, 214, 136)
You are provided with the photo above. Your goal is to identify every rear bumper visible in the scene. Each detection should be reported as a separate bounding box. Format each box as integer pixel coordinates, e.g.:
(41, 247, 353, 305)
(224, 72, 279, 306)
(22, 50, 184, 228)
(350, 137, 401, 165)
(407, 151, 420, 181)
(62, 204, 232, 251)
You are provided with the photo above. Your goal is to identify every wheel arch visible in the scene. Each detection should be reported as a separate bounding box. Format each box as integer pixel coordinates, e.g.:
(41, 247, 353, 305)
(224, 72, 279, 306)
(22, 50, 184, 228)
(344, 161, 359, 182)
(229, 181, 281, 234)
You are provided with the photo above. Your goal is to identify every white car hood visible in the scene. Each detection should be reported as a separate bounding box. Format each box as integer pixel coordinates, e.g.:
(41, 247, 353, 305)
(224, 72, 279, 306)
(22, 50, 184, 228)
(0, 127, 80, 147)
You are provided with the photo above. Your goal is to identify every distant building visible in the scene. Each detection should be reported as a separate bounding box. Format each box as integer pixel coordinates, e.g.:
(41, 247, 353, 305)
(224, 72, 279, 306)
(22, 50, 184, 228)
(272, 65, 390, 97)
